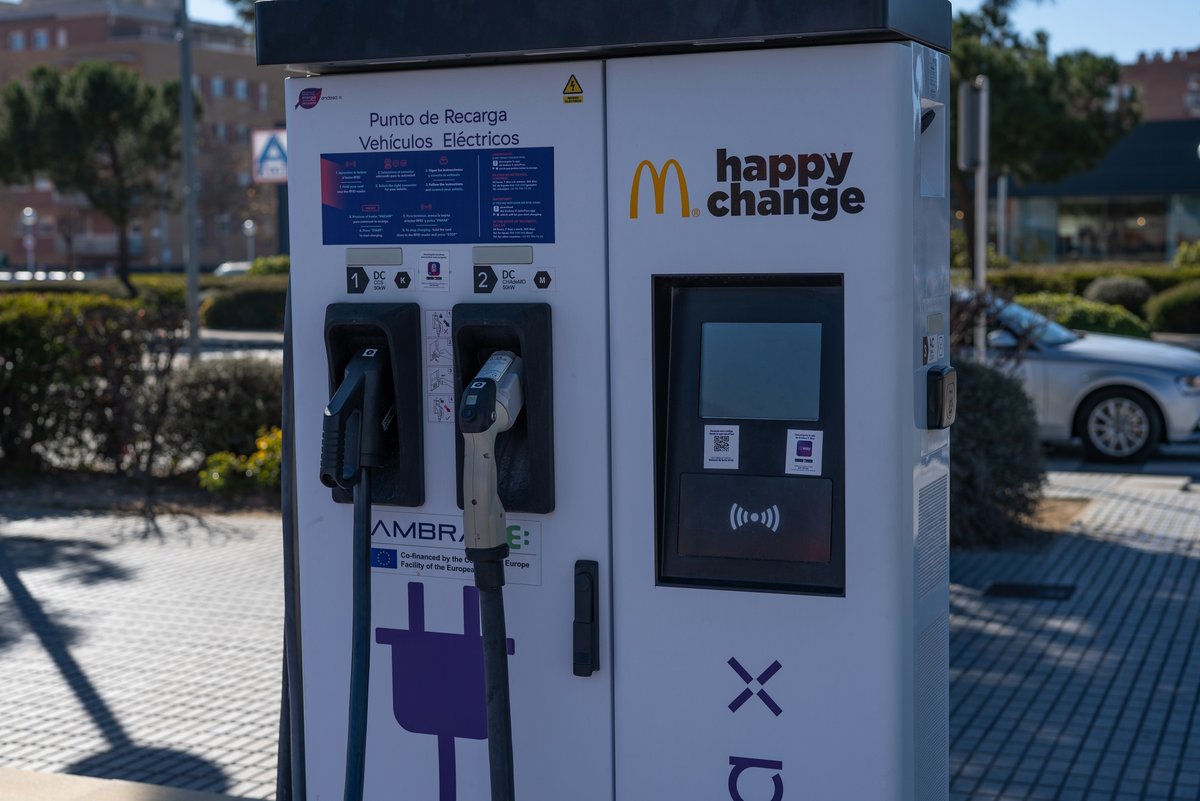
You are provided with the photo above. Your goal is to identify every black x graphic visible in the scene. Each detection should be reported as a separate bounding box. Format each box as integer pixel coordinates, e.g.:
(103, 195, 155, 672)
(728, 657, 783, 716)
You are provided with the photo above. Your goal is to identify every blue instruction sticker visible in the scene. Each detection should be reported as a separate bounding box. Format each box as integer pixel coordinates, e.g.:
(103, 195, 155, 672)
(320, 148, 554, 245)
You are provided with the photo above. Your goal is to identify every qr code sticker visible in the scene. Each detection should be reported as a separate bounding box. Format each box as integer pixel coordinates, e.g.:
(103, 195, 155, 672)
(712, 434, 732, 453)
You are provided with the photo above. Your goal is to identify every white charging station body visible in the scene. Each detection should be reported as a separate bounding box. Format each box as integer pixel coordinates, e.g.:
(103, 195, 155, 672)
(285, 41, 950, 801)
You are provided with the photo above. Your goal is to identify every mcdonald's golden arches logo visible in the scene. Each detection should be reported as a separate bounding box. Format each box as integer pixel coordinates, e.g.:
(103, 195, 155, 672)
(629, 159, 691, 219)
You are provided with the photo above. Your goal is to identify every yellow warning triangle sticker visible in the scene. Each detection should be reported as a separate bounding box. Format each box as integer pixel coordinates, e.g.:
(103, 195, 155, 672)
(563, 75, 584, 95)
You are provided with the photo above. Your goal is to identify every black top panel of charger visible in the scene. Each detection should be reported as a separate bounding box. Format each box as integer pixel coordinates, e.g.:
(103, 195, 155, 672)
(255, 0, 950, 70)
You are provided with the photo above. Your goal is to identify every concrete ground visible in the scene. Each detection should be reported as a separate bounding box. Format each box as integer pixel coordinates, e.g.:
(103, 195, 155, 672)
(0, 509, 282, 800)
(1, 454, 1199, 800)
(951, 468, 1200, 800)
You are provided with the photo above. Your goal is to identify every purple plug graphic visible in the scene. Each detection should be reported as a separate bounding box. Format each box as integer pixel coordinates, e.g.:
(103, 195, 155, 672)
(375, 582, 515, 801)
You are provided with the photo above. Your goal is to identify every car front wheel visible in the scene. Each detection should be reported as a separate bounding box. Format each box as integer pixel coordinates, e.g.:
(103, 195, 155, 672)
(1079, 388, 1162, 463)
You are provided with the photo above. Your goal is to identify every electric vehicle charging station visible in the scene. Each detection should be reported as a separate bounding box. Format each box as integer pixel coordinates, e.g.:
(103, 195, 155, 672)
(258, 1, 953, 799)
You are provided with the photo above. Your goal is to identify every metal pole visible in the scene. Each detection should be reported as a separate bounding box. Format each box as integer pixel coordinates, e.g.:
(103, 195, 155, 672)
(973, 75, 989, 365)
(996, 171, 1008, 260)
(178, 0, 201, 363)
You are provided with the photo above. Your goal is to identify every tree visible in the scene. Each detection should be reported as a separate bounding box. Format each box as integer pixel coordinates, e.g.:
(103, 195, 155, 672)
(227, 0, 254, 27)
(0, 63, 186, 296)
(951, 1, 1140, 260)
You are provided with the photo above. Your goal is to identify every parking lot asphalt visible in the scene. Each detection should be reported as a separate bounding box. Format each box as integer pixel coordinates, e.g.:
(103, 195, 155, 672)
(0, 452, 1198, 800)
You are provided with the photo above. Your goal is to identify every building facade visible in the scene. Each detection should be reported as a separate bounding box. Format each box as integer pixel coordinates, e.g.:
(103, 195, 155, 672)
(1000, 48, 1200, 264)
(0, 0, 287, 271)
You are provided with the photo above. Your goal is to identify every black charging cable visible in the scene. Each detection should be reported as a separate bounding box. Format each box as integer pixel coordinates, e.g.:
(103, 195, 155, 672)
(469, 557, 516, 801)
(320, 347, 395, 801)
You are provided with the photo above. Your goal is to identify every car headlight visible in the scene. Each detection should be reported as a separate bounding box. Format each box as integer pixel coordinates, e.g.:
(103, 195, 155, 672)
(1178, 376, 1200, 394)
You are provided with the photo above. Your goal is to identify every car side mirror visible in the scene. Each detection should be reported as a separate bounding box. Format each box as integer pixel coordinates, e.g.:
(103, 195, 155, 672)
(987, 329, 1018, 349)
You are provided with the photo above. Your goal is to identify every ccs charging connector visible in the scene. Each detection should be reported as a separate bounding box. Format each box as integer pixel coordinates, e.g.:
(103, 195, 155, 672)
(319, 345, 396, 801)
(320, 346, 396, 490)
(460, 350, 524, 801)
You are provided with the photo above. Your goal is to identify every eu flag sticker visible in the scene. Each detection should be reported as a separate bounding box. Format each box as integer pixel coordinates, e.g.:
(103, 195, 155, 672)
(371, 548, 397, 569)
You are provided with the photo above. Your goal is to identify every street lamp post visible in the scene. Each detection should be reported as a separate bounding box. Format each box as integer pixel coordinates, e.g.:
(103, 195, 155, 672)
(242, 218, 257, 263)
(21, 206, 37, 271)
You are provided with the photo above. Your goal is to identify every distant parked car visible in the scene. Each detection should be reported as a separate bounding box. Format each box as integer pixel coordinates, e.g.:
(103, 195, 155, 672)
(214, 260, 252, 276)
(959, 293, 1200, 462)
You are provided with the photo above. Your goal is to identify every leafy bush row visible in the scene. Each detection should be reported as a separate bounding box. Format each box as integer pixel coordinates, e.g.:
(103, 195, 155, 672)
(1145, 280, 1200, 333)
(987, 263, 1200, 296)
(198, 276, 288, 330)
(1013, 292, 1152, 338)
(0, 291, 283, 477)
(200, 427, 283, 495)
(0, 291, 182, 473)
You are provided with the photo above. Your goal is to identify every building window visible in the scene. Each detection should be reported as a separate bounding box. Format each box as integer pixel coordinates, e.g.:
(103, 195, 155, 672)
(234, 78, 248, 100)
(236, 124, 248, 143)
(32, 29, 48, 50)
(55, 27, 67, 48)
(211, 76, 225, 98)
(8, 31, 25, 51)
(258, 82, 270, 112)
(191, 74, 200, 93)
(213, 122, 227, 142)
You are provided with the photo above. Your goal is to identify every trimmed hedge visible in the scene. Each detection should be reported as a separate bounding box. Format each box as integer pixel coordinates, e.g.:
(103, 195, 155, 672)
(951, 361, 1045, 548)
(1146, 280, 1200, 333)
(987, 264, 1200, 297)
(160, 357, 283, 462)
(0, 291, 183, 472)
(248, 254, 290, 275)
(199, 275, 288, 330)
(1013, 292, 1152, 338)
(1175, 240, 1200, 268)
(199, 426, 282, 497)
(1082, 275, 1153, 318)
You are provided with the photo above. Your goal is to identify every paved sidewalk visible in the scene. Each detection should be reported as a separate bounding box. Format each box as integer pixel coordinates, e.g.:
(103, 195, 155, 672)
(0, 510, 283, 800)
(951, 471, 1200, 801)
(3, 468, 1199, 800)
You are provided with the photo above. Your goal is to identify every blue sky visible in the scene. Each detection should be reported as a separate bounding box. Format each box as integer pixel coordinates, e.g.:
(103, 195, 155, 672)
(111, 1, 1200, 67)
(952, 0, 1199, 62)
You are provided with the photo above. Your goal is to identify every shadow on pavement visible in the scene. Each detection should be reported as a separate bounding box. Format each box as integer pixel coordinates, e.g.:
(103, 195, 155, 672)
(949, 523, 1200, 800)
(0, 532, 230, 794)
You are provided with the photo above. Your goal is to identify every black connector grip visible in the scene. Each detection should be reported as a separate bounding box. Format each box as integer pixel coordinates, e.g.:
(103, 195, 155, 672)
(319, 347, 395, 490)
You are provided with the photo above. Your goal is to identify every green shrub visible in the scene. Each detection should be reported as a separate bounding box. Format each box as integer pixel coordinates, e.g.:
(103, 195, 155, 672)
(199, 276, 288, 330)
(1013, 292, 1152, 338)
(0, 291, 183, 472)
(1174, 240, 1200, 268)
(951, 228, 1010, 271)
(1145, 280, 1200, 333)
(248, 254, 290, 275)
(160, 357, 282, 462)
(988, 264, 1200, 296)
(1082, 275, 1154, 318)
(951, 361, 1045, 548)
(199, 426, 282, 496)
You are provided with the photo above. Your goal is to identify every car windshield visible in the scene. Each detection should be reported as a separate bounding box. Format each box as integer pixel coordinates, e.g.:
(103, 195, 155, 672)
(992, 299, 1078, 347)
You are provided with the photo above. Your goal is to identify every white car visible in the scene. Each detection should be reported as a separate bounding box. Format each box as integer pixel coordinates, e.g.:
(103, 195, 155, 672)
(982, 297, 1200, 462)
(214, 260, 252, 276)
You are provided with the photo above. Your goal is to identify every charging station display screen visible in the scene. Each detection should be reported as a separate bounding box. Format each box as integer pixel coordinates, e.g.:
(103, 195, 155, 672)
(656, 277, 845, 594)
(700, 323, 821, 420)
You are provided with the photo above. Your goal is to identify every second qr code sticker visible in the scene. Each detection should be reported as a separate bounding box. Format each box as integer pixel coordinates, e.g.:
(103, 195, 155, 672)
(704, 425, 739, 470)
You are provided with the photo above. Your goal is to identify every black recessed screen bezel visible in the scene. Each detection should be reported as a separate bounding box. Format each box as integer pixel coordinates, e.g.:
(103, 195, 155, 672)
(653, 274, 845, 595)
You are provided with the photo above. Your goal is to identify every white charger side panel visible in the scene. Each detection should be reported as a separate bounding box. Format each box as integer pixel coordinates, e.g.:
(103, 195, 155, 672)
(285, 62, 612, 801)
(607, 44, 945, 800)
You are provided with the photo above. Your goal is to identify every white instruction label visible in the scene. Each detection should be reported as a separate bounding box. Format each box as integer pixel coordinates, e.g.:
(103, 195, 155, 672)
(369, 512, 541, 586)
(704, 425, 740, 469)
(419, 250, 450, 291)
(785, 430, 824, 476)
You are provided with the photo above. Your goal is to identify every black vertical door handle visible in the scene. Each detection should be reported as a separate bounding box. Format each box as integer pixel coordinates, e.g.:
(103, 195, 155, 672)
(573, 560, 599, 677)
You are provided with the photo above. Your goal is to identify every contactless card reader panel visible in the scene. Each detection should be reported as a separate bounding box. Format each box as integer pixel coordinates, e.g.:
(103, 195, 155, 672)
(655, 275, 845, 594)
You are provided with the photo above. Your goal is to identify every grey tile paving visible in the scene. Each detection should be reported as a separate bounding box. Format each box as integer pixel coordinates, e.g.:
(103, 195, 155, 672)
(952, 470, 1200, 801)
(0, 509, 282, 800)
